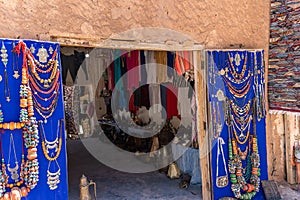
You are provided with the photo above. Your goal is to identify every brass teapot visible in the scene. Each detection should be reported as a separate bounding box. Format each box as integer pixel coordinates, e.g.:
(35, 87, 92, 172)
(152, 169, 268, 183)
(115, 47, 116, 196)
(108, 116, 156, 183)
(80, 174, 97, 200)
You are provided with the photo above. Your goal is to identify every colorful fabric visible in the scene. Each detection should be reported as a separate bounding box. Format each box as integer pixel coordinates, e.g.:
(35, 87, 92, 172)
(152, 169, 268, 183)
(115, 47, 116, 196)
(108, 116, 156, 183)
(166, 83, 178, 119)
(126, 50, 140, 92)
(114, 49, 122, 85)
(269, 0, 300, 113)
(154, 51, 167, 83)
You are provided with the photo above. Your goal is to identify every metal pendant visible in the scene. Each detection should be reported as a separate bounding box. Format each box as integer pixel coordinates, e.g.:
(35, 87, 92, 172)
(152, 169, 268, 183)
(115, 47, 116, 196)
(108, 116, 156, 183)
(1, 42, 8, 65)
(7, 162, 19, 182)
(45, 142, 58, 153)
(49, 46, 54, 54)
(216, 175, 228, 188)
(30, 44, 36, 53)
(216, 89, 225, 101)
(47, 158, 61, 190)
(36, 45, 49, 63)
(234, 53, 241, 66)
(13, 71, 20, 79)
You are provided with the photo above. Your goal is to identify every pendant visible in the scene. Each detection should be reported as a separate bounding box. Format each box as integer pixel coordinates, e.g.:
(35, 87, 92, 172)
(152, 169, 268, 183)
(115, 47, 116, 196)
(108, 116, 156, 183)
(216, 175, 228, 188)
(216, 89, 225, 101)
(239, 132, 245, 140)
(1, 42, 8, 65)
(8, 162, 19, 182)
(6, 96, 10, 102)
(47, 159, 61, 190)
(49, 46, 54, 54)
(45, 140, 59, 153)
(234, 53, 241, 66)
(44, 80, 50, 88)
(238, 147, 248, 160)
(219, 69, 225, 76)
(13, 71, 20, 79)
(30, 44, 36, 53)
(36, 45, 49, 63)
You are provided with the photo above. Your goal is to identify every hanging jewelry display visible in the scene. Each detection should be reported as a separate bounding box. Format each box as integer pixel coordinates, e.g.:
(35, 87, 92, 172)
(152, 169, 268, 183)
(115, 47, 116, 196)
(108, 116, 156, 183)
(216, 137, 228, 188)
(217, 51, 262, 199)
(227, 102, 261, 199)
(0, 41, 40, 198)
(7, 134, 19, 182)
(39, 119, 63, 190)
(26, 45, 60, 123)
(253, 52, 266, 122)
(1, 41, 10, 102)
(12, 42, 20, 79)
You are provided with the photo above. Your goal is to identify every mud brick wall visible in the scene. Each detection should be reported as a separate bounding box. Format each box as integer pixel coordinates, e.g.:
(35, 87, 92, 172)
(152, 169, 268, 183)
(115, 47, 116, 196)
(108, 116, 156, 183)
(0, 0, 270, 49)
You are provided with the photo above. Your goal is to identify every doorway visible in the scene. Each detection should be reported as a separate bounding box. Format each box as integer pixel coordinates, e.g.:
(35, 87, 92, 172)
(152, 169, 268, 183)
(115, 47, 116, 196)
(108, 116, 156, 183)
(61, 46, 206, 199)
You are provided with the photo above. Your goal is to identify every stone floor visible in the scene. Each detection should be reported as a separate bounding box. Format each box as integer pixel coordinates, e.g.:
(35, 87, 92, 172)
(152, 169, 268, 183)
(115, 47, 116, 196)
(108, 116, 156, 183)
(67, 139, 202, 200)
(277, 181, 300, 200)
(67, 138, 300, 200)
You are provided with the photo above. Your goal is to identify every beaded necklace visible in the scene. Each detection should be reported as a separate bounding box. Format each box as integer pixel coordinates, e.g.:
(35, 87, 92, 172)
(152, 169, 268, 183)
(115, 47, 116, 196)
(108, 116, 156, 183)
(28, 60, 59, 89)
(228, 52, 248, 81)
(227, 101, 261, 199)
(22, 44, 61, 123)
(222, 76, 253, 98)
(0, 41, 40, 198)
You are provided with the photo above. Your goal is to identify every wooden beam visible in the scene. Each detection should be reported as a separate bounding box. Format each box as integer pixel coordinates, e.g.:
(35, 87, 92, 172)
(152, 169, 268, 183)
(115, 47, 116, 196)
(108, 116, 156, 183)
(51, 35, 204, 51)
(268, 114, 286, 181)
(195, 51, 212, 200)
(285, 114, 299, 184)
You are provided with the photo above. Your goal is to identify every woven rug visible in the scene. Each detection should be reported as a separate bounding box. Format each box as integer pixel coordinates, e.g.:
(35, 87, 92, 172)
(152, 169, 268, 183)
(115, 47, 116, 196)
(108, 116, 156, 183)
(269, 0, 300, 114)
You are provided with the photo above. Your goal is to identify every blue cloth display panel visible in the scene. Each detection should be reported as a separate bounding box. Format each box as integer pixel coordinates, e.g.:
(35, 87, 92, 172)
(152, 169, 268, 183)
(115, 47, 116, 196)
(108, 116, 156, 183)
(0, 39, 68, 199)
(207, 50, 267, 200)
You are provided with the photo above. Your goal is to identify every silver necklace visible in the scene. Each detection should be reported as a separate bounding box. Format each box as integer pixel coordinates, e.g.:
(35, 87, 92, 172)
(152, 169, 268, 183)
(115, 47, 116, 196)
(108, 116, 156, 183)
(7, 133, 19, 182)
(47, 153, 61, 190)
(216, 137, 228, 188)
(40, 120, 59, 153)
(1, 41, 10, 102)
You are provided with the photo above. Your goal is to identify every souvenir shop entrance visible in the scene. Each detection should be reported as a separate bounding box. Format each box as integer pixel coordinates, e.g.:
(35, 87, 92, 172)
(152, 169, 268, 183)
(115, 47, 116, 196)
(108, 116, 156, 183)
(60, 44, 208, 199)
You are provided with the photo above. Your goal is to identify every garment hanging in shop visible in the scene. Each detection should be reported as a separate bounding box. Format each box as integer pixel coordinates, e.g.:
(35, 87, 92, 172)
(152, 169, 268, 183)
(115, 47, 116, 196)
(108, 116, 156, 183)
(114, 49, 122, 85)
(126, 50, 140, 92)
(107, 61, 114, 91)
(167, 51, 175, 78)
(61, 50, 86, 85)
(166, 83, 179, 119)
(154, 51, 167, 83)
(139, 50, 147, 85)
(145, 51, 157, 83)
